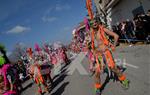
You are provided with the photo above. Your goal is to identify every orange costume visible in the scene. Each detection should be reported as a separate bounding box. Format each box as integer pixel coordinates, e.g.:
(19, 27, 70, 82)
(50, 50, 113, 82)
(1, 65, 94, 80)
(85, 0, 128, 94)
(94, 25, 126, 81)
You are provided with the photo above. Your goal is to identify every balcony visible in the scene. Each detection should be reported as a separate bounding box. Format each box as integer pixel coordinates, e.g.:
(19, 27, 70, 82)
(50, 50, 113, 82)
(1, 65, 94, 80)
(99, 0, 121, 11)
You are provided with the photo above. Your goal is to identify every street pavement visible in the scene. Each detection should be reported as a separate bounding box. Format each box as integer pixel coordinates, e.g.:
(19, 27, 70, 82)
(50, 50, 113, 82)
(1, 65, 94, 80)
(21, 45, 150, 95)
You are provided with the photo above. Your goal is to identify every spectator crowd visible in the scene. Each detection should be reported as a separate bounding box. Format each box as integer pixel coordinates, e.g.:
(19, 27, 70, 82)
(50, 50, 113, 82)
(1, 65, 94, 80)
(112, 10, 150, 43)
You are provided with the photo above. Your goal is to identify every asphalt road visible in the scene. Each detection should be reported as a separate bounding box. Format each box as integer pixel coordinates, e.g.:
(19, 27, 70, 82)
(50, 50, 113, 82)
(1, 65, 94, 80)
(21, 45, 150, 95)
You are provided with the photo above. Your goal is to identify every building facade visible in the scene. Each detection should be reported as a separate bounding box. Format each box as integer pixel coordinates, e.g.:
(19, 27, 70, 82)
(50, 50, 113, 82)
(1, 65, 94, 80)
(95, 0, 150, 28)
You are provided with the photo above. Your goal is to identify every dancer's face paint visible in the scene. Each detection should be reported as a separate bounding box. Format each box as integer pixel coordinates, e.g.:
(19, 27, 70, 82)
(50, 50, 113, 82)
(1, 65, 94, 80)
(91, 20, 98, 29)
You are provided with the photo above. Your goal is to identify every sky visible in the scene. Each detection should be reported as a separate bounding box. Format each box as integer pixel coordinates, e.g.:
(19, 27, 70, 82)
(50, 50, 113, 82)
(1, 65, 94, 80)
(0, 0, 87, 51)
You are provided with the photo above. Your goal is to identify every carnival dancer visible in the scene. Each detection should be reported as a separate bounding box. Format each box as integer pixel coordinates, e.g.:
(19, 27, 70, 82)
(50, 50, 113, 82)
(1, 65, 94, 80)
(90, 19, 130, 94)
(26, 48, 35, 83)
(34, 44, 50, 94)
(43, 44, 53, 86)
(85, 0, 129, 94)
(0, 55, 17, 95)
(33, 57, 49, 95)
(53, 49, 62, 76)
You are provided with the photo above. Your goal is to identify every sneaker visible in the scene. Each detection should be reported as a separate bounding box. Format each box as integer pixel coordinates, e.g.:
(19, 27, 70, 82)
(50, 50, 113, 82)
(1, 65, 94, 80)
(95, 88, 101, 95)
(121, 79, 130, 89)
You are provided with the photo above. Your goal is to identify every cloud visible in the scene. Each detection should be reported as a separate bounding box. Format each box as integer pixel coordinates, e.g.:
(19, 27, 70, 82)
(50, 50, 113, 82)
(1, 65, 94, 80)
(7, 25, 30, 34)
(55, 4, 71, 11)
(42, 3, 71, 23)
(42, 16, 57, 22)
(44, 4, 71, 13)
(63, 26, 71, 31)
(55, 5, 62, 11)
(45, 7, 53, 14)
(58, 26, 72, 35)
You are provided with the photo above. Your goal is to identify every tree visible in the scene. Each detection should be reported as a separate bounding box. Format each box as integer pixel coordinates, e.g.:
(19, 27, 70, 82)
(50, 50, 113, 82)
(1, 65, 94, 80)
(9, 43, 27, 63)
(0, 43, 10, 63)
